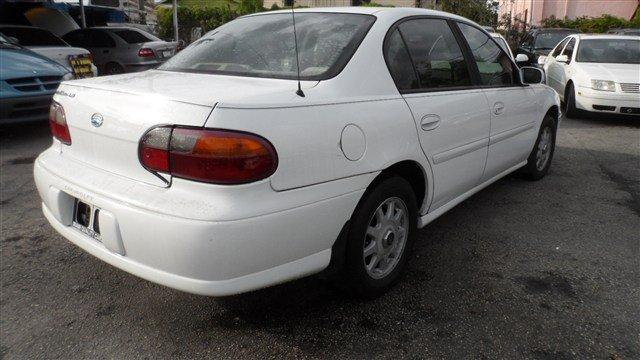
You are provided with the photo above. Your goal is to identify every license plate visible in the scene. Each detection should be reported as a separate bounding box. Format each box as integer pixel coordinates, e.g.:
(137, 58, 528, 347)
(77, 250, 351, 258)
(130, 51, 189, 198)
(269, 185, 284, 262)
(72, 199, 101, 241)
(162, 50, 172, 58)
(68, 55, 94, 79)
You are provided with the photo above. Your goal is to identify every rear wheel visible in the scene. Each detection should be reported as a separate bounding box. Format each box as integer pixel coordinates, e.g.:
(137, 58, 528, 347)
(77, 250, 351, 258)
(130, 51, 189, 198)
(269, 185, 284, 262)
(520, 114, 557, 181)
(342, 176, 417, 299)
(104, 62, 124, 75)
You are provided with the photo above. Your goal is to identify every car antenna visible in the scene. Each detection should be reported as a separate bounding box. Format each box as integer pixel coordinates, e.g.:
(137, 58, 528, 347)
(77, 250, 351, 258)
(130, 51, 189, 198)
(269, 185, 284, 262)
(290, 0, 305, 97)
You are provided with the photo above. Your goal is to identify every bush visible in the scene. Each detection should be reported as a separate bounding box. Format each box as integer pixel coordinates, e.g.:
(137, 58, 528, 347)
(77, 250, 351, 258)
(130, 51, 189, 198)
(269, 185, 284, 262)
(541, 14, 640, 33)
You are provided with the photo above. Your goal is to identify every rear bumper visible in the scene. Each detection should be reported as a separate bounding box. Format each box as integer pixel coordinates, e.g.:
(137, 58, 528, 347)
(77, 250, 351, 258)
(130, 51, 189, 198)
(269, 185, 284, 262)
(575, 86, 640, 115)
(0, 94, 53, 124)
(34, 148, 369, 296)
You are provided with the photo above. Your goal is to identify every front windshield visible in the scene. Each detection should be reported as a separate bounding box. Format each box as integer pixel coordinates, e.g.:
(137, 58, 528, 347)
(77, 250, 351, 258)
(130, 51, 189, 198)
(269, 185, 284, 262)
(159, 13, 375, 80)
(576, 39, 640, 64)
(0, 27, 67, 46)
(534, 31, 575, 50)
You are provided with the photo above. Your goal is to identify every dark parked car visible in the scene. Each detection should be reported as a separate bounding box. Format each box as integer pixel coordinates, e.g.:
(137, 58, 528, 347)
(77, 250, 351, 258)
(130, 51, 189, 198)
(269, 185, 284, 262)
(62, 27, 178, 75)
(516, 28, 580, 66)
(607, 28, 640, 36)
(0, 33, 70, 124)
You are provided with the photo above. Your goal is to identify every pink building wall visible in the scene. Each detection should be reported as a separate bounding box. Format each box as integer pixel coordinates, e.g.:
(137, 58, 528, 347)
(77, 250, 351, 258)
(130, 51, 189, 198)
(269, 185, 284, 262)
(499, 0, 639, 27)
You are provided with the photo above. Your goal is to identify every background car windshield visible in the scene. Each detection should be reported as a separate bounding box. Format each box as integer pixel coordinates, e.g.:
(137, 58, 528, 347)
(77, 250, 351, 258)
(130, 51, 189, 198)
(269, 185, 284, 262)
(576, 39, 640, 64)
(0, 27, 67, 46)
(111, 29, 155, 43)
(159, 13, 375, 80)
(534, 32, 574, 50)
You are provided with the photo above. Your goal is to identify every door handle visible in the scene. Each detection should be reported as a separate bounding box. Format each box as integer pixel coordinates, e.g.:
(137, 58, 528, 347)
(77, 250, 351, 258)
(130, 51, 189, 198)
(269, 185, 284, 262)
(420, 114, 441, 131)
(493, 102, 505, 115)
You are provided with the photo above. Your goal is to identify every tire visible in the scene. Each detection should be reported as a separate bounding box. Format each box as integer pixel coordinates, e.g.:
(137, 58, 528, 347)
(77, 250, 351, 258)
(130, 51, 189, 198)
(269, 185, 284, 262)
(104, 62, 124, 75)
(520, 114, 557, 181)
(563, 83, 579, 118)
(342, 176, 418, 299)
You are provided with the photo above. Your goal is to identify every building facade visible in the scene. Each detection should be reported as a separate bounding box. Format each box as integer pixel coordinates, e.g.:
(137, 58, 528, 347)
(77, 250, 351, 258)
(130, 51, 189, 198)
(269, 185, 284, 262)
(498, 0, 639, 28)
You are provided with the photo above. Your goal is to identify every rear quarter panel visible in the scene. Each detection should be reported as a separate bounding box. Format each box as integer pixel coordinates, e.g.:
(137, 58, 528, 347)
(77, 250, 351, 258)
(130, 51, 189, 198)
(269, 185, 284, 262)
(207, 99, 428, 193)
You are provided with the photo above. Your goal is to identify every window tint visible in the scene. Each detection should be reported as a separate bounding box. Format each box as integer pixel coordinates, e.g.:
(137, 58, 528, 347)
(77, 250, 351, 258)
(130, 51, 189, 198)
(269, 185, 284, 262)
(459, 23, 514, 86)
(0, 27, 67, 46)
(384, 29, 419, 91)
(111, 29, 152, 44)
(160, 13, 375, 80)
(534, 31, 577, 50)
(89, 30, 115, 47)
(62, 31, 90, 48)
(397, 19, 471, 90)
(562, 38, 576, 59)
(551, 37, 570, 57)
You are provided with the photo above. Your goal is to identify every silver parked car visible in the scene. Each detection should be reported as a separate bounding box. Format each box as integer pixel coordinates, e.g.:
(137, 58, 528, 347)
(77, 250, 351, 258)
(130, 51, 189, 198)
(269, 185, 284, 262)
(62, 27, 178, 75)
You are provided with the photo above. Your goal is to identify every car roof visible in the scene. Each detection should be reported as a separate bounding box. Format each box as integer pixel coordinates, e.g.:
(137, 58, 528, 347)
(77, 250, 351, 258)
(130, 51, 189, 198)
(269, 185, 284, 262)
(575, 33, 640, 40)
(245, 7, 481, 26)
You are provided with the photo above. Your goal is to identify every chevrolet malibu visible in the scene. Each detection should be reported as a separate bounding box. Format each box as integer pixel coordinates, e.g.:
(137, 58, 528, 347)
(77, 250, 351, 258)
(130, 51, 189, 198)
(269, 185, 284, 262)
(35, 8, 560, 298)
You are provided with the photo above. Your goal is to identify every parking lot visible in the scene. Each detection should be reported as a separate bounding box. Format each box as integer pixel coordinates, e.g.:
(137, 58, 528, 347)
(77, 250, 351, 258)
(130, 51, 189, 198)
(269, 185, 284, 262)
(0, 114, 638, 359)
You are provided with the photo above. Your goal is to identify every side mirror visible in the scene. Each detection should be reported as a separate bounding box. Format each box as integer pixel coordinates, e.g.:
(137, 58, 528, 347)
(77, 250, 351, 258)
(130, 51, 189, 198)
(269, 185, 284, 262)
(515, 53, 529, 63)
(537, 55, 548, 65)
(555, 54, 569, 63)
(520, 66, 545, 84)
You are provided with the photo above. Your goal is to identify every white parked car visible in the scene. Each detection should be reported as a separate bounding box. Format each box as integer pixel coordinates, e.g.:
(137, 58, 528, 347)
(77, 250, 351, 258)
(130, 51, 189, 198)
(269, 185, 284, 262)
(0, 25, 98, 79)
(35, 8, 559, 298)
(543, 34, 640, 117)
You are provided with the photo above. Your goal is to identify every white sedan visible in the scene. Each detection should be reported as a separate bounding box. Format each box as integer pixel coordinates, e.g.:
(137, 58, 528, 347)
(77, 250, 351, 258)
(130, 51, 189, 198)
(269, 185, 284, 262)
(543, 34, 640, 117)
(35, 8, 559, 298)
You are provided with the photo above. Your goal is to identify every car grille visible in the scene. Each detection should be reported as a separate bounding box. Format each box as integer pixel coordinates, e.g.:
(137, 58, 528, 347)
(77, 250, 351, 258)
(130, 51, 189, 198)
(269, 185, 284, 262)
(5, 76, 62, 92)
(620, 83, 640, 93)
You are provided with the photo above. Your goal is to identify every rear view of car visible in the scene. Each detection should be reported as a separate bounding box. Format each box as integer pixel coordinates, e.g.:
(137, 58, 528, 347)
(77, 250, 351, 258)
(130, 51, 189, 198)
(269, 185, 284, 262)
(0, 34, 70, 124)
(0, 25, 97, 79)
(62, 27, 178, 75)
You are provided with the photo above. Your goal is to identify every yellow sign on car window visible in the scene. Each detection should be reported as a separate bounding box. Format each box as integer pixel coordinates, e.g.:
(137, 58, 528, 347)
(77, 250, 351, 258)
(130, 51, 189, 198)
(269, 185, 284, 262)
(68, 55, 94, 78)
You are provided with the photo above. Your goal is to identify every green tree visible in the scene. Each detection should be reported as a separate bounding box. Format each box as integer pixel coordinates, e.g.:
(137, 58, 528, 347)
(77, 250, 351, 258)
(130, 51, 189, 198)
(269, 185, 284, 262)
(439, 0, 498, 27)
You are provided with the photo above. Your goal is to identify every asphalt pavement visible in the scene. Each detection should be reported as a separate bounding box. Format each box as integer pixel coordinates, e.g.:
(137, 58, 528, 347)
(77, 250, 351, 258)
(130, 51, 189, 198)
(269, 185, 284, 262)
(1, 114, 638, 359)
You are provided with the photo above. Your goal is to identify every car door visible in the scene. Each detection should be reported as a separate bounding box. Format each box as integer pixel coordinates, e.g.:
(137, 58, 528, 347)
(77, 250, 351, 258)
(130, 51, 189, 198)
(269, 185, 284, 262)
(555, 37, 577, 99)
(86, 30, 116, 69)
(457, 22, 539, 180)
(385, 18, 490, 210)
(545, 37, 571, 92)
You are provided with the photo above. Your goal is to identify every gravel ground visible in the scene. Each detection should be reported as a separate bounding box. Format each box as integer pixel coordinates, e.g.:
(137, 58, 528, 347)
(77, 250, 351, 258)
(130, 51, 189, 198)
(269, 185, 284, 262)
(1, 114, 638, 359)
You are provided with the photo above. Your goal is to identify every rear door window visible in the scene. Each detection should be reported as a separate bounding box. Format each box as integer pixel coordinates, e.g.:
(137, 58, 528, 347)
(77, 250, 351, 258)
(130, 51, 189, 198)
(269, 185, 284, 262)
(383, 29, 420, 91)
(396, 18, 472, 90)
(89, 30, 116, 48)
(458, 23, 515, 86)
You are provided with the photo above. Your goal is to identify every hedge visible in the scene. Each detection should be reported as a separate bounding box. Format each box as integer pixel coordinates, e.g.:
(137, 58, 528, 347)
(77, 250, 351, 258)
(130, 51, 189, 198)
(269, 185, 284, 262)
(541, 14, 640, 33)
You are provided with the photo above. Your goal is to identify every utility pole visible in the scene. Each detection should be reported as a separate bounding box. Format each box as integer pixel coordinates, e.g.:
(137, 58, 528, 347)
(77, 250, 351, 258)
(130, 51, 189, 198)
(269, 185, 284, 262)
(79, 0, 86, 28)
(172, 0, 179, 42)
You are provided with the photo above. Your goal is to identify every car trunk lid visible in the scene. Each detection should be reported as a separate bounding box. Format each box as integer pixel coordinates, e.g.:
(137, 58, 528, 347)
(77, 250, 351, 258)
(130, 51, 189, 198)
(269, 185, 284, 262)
(54, 81, 214, 187)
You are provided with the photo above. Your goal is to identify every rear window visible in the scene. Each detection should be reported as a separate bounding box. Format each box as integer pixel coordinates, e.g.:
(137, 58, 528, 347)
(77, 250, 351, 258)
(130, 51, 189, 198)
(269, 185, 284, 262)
(111, 29, 153, 44)
(0, 27, 67, 47)
(159, 13, 375, 80)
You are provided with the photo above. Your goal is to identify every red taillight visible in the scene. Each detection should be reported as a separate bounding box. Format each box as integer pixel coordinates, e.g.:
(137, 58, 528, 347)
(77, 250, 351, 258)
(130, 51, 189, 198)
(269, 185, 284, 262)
(139, 126, 278, 184)
(49, 101, 71, 145)
(137, 48, 155, 57)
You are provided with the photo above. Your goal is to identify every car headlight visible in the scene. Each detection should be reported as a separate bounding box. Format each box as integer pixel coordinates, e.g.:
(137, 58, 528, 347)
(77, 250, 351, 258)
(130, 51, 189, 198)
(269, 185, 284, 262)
(591, 79, 616, 92)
